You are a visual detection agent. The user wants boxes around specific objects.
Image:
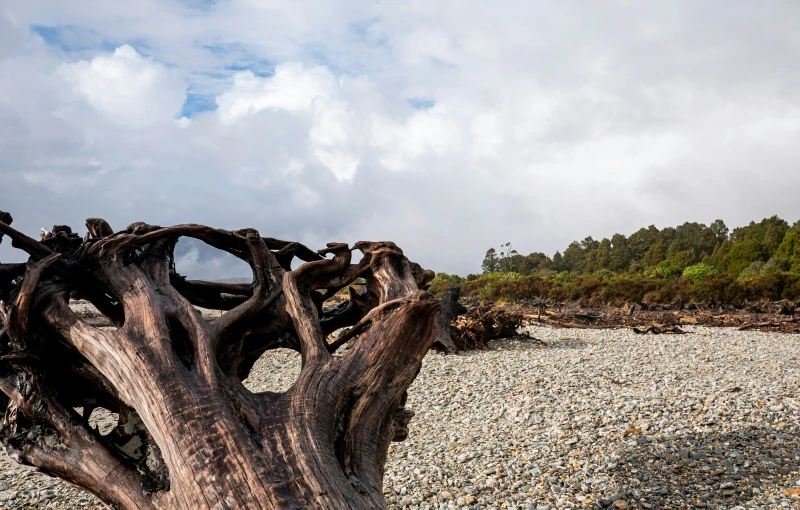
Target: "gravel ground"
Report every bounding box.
[2,326,800,509]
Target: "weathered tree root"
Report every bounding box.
[0,212,439,509]
[453,305,545,350]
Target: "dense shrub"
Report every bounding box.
[740,272,800,301]
[738,261,765,279]
[427,272,464,298]
[652,260,682,279]
[682,263,719,281]
[599,276,661,305]
[692,274,734,302]
[485,275,553,301]
[660,277,694,303]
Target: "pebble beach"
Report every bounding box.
[2,325,800,509]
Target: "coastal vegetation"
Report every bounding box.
[430,216,800,304]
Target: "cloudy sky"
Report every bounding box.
[1,1,799,277]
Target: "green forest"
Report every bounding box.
[431,216,800,305]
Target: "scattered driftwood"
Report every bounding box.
[572,313,603,322]
[632,324,686,335]
[738,318,800,333]
[0,212,440,509]
[511,295,800,335]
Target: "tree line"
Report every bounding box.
[431,216,800,304]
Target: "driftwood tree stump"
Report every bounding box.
[453,305,543,350]
[0,211,439,509]
[433,287,467,354]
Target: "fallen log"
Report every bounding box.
[632,324,686,335]
[739,321,778,331]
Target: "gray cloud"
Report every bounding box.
[2,1,800,277]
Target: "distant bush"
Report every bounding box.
[599,275,661,305]
[682,263,719,281]
[740,272,800,301]
[738,261,765,279]
[762,256,792,273]
[660,277,694,303]
[652,261,682,280]
[692,274,734,302]
[485,275,553,301]
[427,272,464,298]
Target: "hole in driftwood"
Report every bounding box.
[167,317,194,370]
[173,238,251,283]
[69,300,123,329]
[87,407,119,436]
[242,348,301,393]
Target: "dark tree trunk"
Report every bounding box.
[433,287,467,354]
[0,214,438,509]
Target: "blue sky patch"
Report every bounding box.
[407,98,435,110]
[201,42,274,76]
[180,93,218,118]
[181,0,219,10]
[31,25,114,53]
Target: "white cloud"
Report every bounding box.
[215,63,369,180]
[60,45,186,128]
[3,1,800,276]
[216,63,337,124]
[309,100,360,180]
[371,108,462,172]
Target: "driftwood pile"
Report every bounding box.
[511,297,800,334]
[433,288,546,352]
[452,306,546,350]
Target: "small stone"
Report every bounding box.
[612,500,628,510]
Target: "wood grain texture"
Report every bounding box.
[0,214,439,509]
